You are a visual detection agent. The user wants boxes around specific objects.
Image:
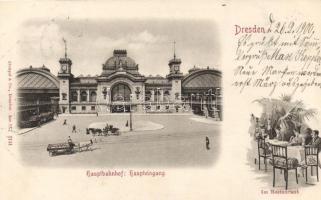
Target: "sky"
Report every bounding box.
[17,18,220,77]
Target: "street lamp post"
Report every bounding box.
[205,89,214,112]
[190,93,194,112]
[215,88,220,119]
[197,93,202,110]
[37,99,41,126]
[156,88,161,111]
[203,92,208,118]
[195,93,200,112]
[130,94,133,131]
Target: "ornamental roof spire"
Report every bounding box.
[173,41,176,59]
[62,38,68,58]
[59,37,72,66]
[168,41,181,66]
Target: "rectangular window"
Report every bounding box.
[215,88,221,96]
[103,87,107,99]
[71,106,76,110]
[62,93,67,100]
[82,106,86,111]
[62,106,67,113]
[91,106,95,111]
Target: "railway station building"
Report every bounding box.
[16,48,222,127]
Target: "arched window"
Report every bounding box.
[90,91,97,102]
[111,83,131,101]
[71,91,78,102]
[81,91,88,102]
[145,90,151,101]
[164,90,170,101]
[154,89,161,102]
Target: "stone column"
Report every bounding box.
[87,89,90,102]
[151,90,155,102]
[160,90,164,102]
[141,85,145,103]
[77,90,80,102]
[106,88,110,104]
[106,88,111,113]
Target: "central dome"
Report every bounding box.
[103,49,137,70]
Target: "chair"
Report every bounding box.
[270,144,299,190]
[304,146,319,182]
[257,137,271,171]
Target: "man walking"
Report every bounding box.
[204,106,209,119]
[72,125,77,133]
[206,136,210,150]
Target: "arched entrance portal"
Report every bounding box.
[111,82,131,113]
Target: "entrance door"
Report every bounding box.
[111,83,131,113]
[111,104,130,113]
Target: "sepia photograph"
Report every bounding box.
[15,19,222,167]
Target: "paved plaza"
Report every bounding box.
[18,114,220,168]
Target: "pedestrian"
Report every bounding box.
[204,106,208,118]
[125,120,128,127]
[72,125,76,133]
[63,119,67,125]
[206,136,210,150]
[86,128,90,135]
[96,112,98,117]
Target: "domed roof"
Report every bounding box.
[103,50,137,70]
[168,57,181,66]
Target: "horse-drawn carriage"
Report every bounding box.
[47,140,93,156]
[87,122,120,136]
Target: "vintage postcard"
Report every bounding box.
[0,0,321,200]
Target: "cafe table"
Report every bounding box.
[266,139,305,163]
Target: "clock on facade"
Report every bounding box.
[174,66,179,71]
[62,65,67,72]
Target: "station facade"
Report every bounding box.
[17,48,222,124]
[58,49,221,116]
